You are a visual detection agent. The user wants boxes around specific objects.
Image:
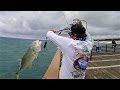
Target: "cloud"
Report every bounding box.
[0,11,120,40]
[64,11,120,39]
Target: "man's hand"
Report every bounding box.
[49,28,57,33]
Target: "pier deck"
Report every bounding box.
[86,52,120,79]
[43,48,120,79]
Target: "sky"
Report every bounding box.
[0,11,120,40]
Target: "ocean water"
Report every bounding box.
[0,37,57,79]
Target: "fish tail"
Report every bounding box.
[15,70,20,79]
[16,72,20,79]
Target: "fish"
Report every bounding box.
[16,40,42,79]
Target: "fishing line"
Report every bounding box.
[63,11,69,25]
[43,11,70,49]
[43,12,88,49]
[70,12,87,30]
[81,20,87,30]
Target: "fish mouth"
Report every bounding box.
[34,40,41,45]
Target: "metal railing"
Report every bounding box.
[92,44,120,53]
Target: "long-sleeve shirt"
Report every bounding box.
[47,31,93,79]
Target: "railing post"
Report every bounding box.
[90,50,92,60]
[113,44,116,52]
[106,44,107,52]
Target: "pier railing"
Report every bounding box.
[42,43,120,79]
[42,48,62,79]
[92,43,120,53]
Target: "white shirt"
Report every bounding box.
[96,41,100,47]
[47,31,93,79]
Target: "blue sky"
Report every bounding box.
[0,11,120,40]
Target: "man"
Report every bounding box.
[96,40,101,52]
[47,20,93,79]
[112,39,116,52]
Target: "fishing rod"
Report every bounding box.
[63,11,69,25]
[81,20,87,30]
[43,12,70,49]
[43,12,88,49]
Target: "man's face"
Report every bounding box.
[70,33,77,40]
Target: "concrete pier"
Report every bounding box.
[43,48,61,79]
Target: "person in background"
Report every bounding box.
[47,19,93,79]
[95,40,101,52]
[112,39,116,52]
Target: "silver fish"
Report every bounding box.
[16,40,42,79]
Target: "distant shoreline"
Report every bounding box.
[0,36,46,41]
[1,36,120,41]
[94,38,120,41]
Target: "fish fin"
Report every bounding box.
[35,54,38,59]
[16,73,19,79]
[15,68,22,79]
[15,72,20,79]
[18,59,22,66]
[16,59,21,65]
[17,59,21,61]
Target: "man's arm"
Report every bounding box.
[47,30,71,50]
[85,31,94,53]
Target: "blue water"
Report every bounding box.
[0,37,57,79]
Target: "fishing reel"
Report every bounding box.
[44,18,87,49]
[56,18,87,35]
